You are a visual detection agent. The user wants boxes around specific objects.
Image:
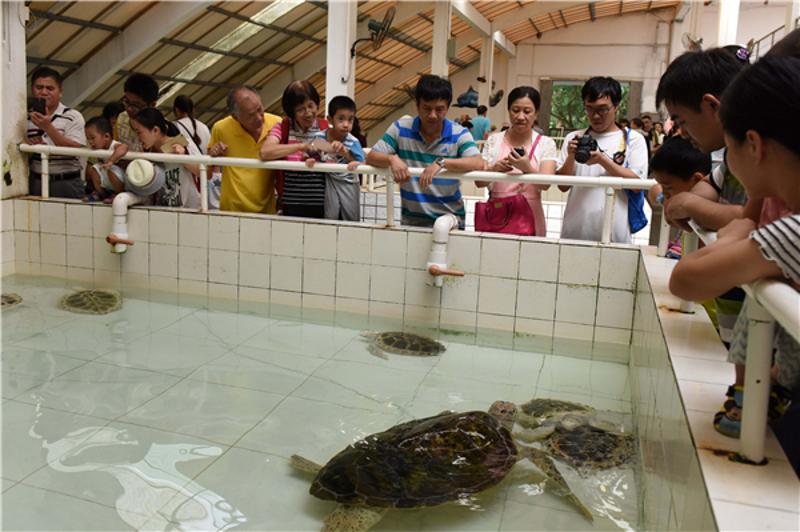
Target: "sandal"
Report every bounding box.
[768,383,792,424]
[714,384,743,438]
[83,191,102,203]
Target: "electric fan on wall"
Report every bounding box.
[341,7,395,83]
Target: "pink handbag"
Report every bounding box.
[474,134,540,236]
[475,194,536,235]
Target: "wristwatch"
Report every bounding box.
[434,157,446,171]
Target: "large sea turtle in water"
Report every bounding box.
[291,406,592,531]
[490,399,636,474]
[60,289,122,315]
[360,331,445,359]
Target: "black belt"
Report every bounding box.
[31,171,81,182]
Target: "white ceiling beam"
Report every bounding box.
[492,28,516,56]
[489,1,585,33]
[451,0,491,36]
[62,1,212,106]
[259,4,429,109]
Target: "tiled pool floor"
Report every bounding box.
[2,276,636,531]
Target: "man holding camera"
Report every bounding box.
[557,77,648,243]
[27,67,86,198]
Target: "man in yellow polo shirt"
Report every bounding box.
[208,86,281,213]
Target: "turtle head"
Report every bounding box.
[488,400,517,432]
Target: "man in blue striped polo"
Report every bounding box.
[367,75,484,228]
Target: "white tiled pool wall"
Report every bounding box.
[3,198,639,361]
[630,255,715,531]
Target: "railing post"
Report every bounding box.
[600,186,615,244]
[199,163,208,213]
[740,298,775,464]
[385,175,395,227]
[656,206,670,257]
[679,232,699,313]
[41,152,50,199]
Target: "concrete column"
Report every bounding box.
[786,0,800,35]
[325,0,358,109]
[431,1,452,78]
[1,1,30,198]
[717,0,741,46]
[477,36,495,108]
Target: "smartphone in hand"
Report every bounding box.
[27,97,46,115]
[513,147,526,157]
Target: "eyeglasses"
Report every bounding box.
[584,105,614,117]
[121,96,146,113]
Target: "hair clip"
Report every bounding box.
[736,47,750,61]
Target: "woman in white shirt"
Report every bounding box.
[476,86,558,236]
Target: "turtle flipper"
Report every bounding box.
[290,454,324,475]
[322,505,387,532]
[367,343,389,360]
[513,425,556,443]
[521,447,594,522]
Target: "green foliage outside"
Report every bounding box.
[548,82,630,136]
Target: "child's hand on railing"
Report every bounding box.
[346,161,360,171]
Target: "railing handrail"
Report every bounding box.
[688,221,800,344]
[18,143,655,191]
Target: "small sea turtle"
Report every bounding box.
[360,331,445,359]
[1,293,22,310]
[291,406,592,531]
[491,400,635,474]
[60,289,122,315]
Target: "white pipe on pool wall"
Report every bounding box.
[106,192,144,254]
[427,214,465,288]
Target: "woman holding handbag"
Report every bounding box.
[475,86,558,236]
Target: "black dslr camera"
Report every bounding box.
[574,134,598,164]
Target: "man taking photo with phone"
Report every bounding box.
[27,67,86,198]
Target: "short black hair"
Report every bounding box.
[641,114,652,121]
[282,80,320,119]
[102,101,125,121]
[720,55,800,157]
[328,95,356,117]
[655,49,746,111]
[123,73,159,104]
[722,44,752,64]
[582,77,622,106]
[31,67,62,88]
[85,116,113,136]
[766,27,800,58]
[477,105,488,115]
[414,74,452,105]
[649,136,711,180]
[506,86,541,111]
[631,118,644,128]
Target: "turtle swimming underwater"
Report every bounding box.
[60,289,122,315]
[490,400,636,474]
[291,406,592,531]
[1,293,23,310]
[360,331,445,359]
[515,398,596,431]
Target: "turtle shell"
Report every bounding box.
[60,289,122,315]
[373,332,445,356]
[520,399,594,420]
[1,293,22,309]
[546,424,635,471]
[309,411,517,508]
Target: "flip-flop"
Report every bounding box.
[714,384,743,438]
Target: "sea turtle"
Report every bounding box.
[360,331,445,359]
[490,400,636,474]
[291,406,592,531]
[515,398,596,431]
[60,289,122,315]
[1,293,22,310]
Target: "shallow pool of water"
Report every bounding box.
[1,275,639,530]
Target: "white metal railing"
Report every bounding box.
[18,143,655,244]
[686,221,800,465]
